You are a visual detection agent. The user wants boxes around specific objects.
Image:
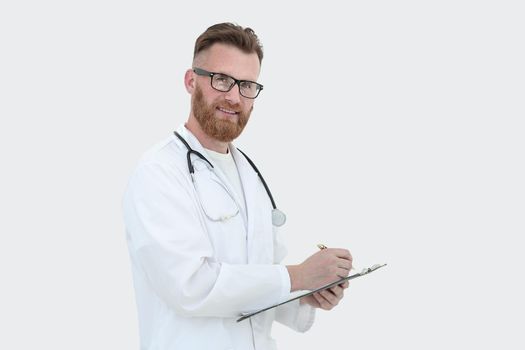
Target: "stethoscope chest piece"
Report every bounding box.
[272,208,286,227]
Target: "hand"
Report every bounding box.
[287,248,353,291]
[300,281,350,310]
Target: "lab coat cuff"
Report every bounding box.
[278,265,292,301]
[274,297,316,332]
[295,301,316,332]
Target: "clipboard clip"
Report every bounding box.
[358,263,387,276]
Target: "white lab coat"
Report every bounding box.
[123,125,315,350]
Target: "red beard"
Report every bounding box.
[192,85,252,142]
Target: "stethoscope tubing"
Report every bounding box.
[173,131,286,226]
[235,148,277,210]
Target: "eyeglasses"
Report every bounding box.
[193,67,263,99]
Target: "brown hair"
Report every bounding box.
[193,23,263,63]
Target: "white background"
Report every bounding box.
[1,0,524,349]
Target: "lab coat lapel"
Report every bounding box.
[230,146,259,263]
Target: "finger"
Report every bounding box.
[319,290,339,306]
[337,267,350,278]
[329,285,344,298]
[327,287,343,298]
[337,258,353,271]
[314,292,333,310]
[313,292,331,310]
[332,281,349,291]
[331,248,352,260]
[301,295,320,308]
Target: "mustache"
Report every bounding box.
[213,100,241,110]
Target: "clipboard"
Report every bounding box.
[237,263,387,322]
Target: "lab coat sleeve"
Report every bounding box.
[123,161,290,318]
[272,226,316,332]
[275,299,316,332]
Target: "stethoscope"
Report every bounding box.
[174,131,287,227]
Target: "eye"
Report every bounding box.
[214,74,230,84]
[241,81,258,93]
[240,81,254,90]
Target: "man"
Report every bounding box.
[123,22,353,350]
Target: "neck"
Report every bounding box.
[186,116,229,154]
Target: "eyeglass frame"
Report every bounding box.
[192,67,264,99]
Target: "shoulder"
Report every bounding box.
[139,134,184,167]
[127,134,189,188]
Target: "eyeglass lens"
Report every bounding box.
[211,74,261,98]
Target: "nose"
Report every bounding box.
[224,83,242,104]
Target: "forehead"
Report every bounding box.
[195,43,261,81]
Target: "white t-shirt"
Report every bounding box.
[205,147,247,215]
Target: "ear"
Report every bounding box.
[184,69,195,93]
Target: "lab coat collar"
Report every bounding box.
[174,124,207,154]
